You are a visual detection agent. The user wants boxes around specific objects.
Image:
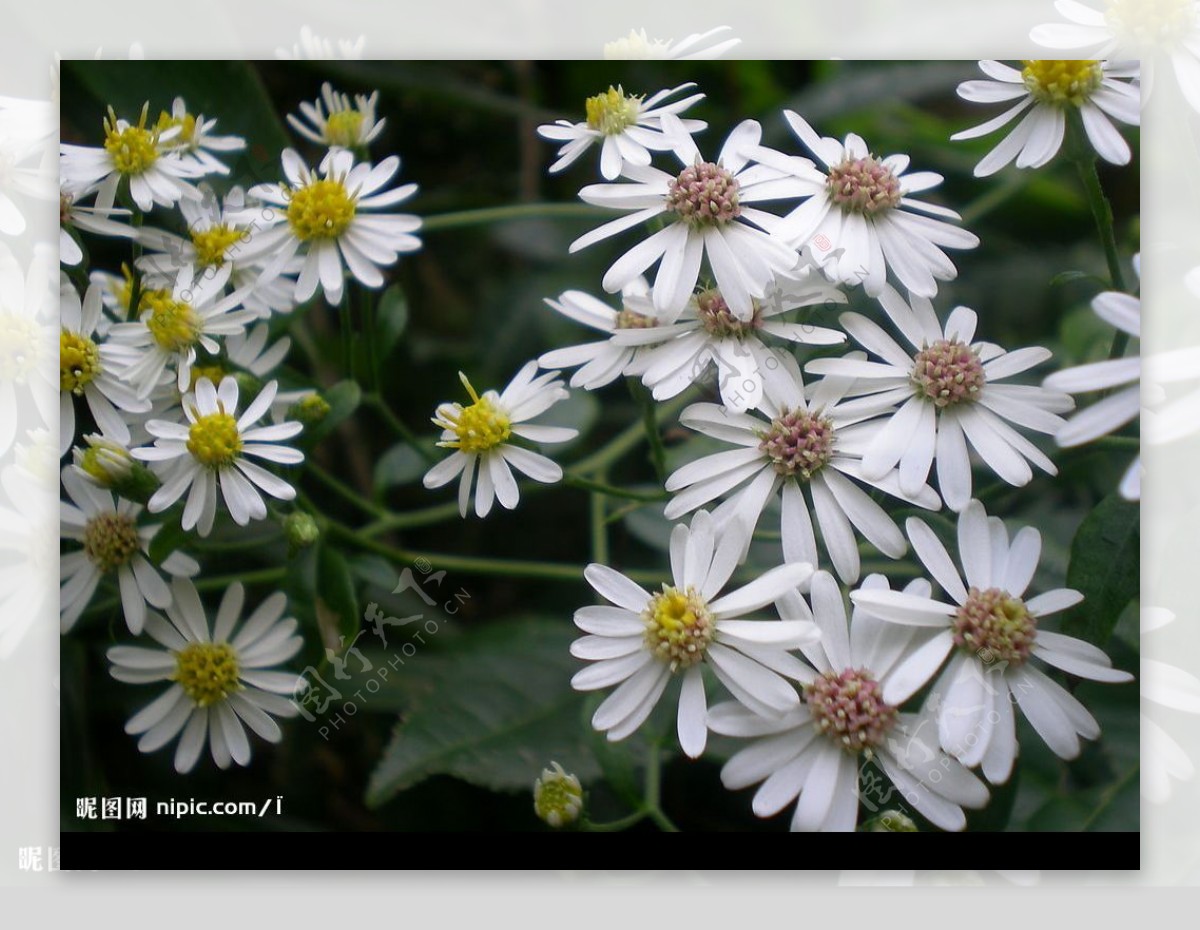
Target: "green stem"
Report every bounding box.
[629,380,668,483]
[582,810,648,832]
[363,394,437,463]
[360,501,467,536]
[571,390,693,476]
[420,202,608,233]
[562,474,668,502]
[305,461,386,519]
[1067,110,1129,360]
[326,522,664,584]
[642,744,680,833]
[590,469,609,566]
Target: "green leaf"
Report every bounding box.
[1027,766,1138,831]
[316,543,360,645]
[373,443,428,494]
[365,617,599,807]
[303,380,361,446]
[1061,494,1139,646]
[376,284,410,358]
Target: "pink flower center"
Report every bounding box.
[759,408,836,480]
[826,155,902,215]
[805,667,897,754]
[911,338,986,407]
[952,586,1038,667]
[666,162,742,226]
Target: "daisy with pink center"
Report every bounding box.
[750,111,979,299]
[850,500,1134,782]
[711,571,989,831]
[570,114,807,322]
[806,286,1073,511]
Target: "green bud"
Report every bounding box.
[283,511,320,555]
[288,393,331,428]
[865,810,918,832]
[71,434,161,504]
[533,762,583,829]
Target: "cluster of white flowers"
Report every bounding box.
[58,85,423,772]
[415,62,1142,831]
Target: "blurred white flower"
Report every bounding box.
[287,82,385,151]
[1032,0,1200,111]
[275,25,365,60]
[603,26,740,60]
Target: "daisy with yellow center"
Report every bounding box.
[154,95,246,176]
[107,579,304,773]
[59,280,149,454]
[423,362,578,518]
[243,147,422,306]
[136,185,299,319]
[953,59,1140,176]
[537,83,706,179]
[288,81,386,151]
[571,510,817,758]
[60,103,207,211]
[107,262,258,398]
[133,375,303,536]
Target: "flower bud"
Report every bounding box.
[865,810,918,832]
[283,511,320,554]
[533,762,583,829]
[72,434,161,503]
[288,393,331,428]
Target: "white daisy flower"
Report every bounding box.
[665,351,941,584]
[133,375,304,536]
[537,277,658,390]
[603,25,740,60]
[59,184,135,267]
[422,362,578,518]
[806,287,1074,512]
[570,115,805,322]
[0,244,57,456]
[537,83,706,180]
[59,279,150,453]
[611,270,846,412]
[59,466,198,634]
[1031,0,1200,111]
[107,262,258,397]
[287,82,386,151]
[275,25,365,60]
[1043,284,1140,500]
[155,96,246,177]
[244,148,422,306]
[59,104,206,212]
[756,111,980,299]
[952,60,1140,176]
[571,510,817,757]
[107,578,304,773]
[850,500,1135,782]
[711,570,990,831]
[136,185,299,318]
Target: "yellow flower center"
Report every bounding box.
[1021,60,1104,106]
[187,411,242,468]
[60,329,102,394]
[0,315,40,383]
[436,373,512,454]
[142,292,201,353]
[643,584,714,671]
[82,512,140,573]
[172,642,243,706]
[585,86,642,135]
[286,177,357,241]
[157,109,198,145]
[190,224,247,268]
[103,106,159,175]
[188,364,227,391]
[325,109,365,148]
